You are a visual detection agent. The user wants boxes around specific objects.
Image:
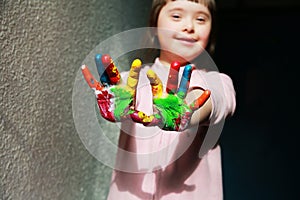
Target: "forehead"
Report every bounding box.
[164,0,211,16]
[167,0,210,7]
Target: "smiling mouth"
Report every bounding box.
[176,38,197,44]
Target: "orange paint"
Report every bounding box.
[81,65,103,91]
[191,90,211,110]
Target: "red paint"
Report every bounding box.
[166,61,181,94]
[178,111,192,131]
[102,54,120,85]
[101,54,112,65]
[97,91,116,122]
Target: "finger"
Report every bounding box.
[95,54,110,86]
[147,69,163,98]
[126,59,142,95]
[130,110,162,126]
[102,54,121,85]
[177,64,195,99]
[166,61,181,94]
[190,90,211,111]
[81,65,103,91]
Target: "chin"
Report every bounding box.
[178,48,205,62]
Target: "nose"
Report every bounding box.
[183,19,194,33]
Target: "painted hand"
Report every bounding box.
[130,61,211,131]
[81,54,142,122]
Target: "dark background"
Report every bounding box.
[213,0,299,199]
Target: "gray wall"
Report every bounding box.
[0,0,150,199]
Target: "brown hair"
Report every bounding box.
[148,0,217,55]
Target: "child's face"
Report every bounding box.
[157,0,212,64]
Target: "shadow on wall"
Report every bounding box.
[0,0,150,200]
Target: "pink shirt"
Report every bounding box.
[107,58,236,200]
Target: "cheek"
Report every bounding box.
[157,18,174,30]
[202,34,210,47]
[156,27,175,49]
[198,26,211,46]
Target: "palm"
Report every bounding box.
[131,61,211,131]
[81,54,141,122]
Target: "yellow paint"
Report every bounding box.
[132,59,142,67]
[127,77,138,92]
[147,69,163,98]
[112,65,117,74]
[127,58,142,92]
[113,66,121,79]
[137,111,154,123]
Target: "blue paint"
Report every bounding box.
[95,54,110,85]
[177,64,193,99]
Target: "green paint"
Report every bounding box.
[177,91,185,99]
[154,94,191,129]
[110,87,133,121]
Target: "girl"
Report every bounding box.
[83,0,236,199]
[107,0,236,199]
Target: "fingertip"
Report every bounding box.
[147,69,161,85]
[95,54,102,61]
[132,59,142,67]
[205,89,211,96]
[102,54,112,64]
[181,64,194,80]
[170,61,181,71]
[184,64,194,72]
[191,64,196,70]
[146,69,155,78]
[81,65,90,74]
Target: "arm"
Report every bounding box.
[188,71,236,126]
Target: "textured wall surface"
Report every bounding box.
[0,0,150,199]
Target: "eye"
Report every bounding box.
[171,13,181,21]
[196,17,205,23]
